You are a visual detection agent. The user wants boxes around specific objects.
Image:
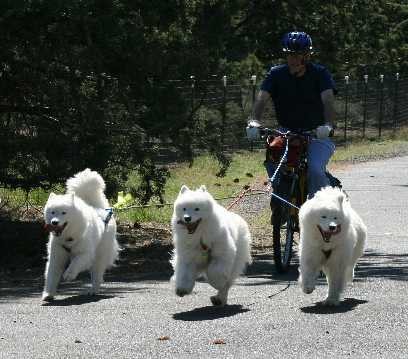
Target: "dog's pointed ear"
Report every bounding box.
[179,185,189,194]
[199,185,207,192]
[48,192,56,200]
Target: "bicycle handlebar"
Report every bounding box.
[260,127,316,139]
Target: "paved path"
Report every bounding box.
[1,156,408,358]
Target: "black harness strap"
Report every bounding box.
[104,208,113,225]
[62,238,74,253]
[322,249,332,259]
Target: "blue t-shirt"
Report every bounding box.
[260,62,336,131]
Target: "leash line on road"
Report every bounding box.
[267,282,291,299]
[246,281,292,307]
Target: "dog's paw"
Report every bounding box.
[303,286,315,294]
[321,297,340,306]
[176,288,190,297]
[83,288,99,296]
[63,268,78,282]
[210,295,226,307]
[42,293,55,302]
[301,283,315,294]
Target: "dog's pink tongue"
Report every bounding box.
[317,224,341,242]
[43,223,66,234]
[43,223,53,233]
[187,223,196,234]
[318,225,332,241]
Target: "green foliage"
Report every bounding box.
[118,129,408,225]
[127,159,170,205]
[118,150,265,224]
[1,0,408,204]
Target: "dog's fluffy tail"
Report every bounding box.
[66,168,109,209]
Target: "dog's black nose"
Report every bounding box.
[183,215,191,223]
[329,224,337,231]
[51,219,59,226]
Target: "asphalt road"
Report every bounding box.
[1,156,408,359]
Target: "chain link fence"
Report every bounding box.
[1,71,407,191]
[335,73,407,140]
[151,72,408,163]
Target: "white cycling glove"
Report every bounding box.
[246,119,262,141]
[316,124,333,139]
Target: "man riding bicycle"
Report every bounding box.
[246,31,337,198]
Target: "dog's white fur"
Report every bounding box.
[298,186,366,306]
[171,185,252,306]
[42,168,119,301]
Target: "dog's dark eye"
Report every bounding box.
[183,208,186,211]
[321,215,327,219]
[333,217,337,220]
[51,211,55,215]
[61,211,66,215]
[194,208,200,211]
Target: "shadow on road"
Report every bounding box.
[247,257,298,276]
[3,248,408,302]
[241,254,299,287]
[0,274,164,302]
[245,249,408,284]
[173,304,250,321]
[355,249,408,281]
[300,298,368,314]
[41,294,115,306]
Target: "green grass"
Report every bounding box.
[0,187,50,211]
[115,151,266,224]
[2,128,408,224]
[119,130,408,225]
[332,138,408,162]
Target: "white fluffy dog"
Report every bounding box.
[171,185,252,306]
[298,186,367,306]
[42,168,119,301]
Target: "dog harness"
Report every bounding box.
[322,249,332,259]
[104,208,114,224]
[61,238,75,253]
[46,209,114,253]
[200,238,211,262]
[97,208,114,226]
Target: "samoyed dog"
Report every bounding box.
[171,185,252,306]
[42,168,119,301]
[298,186,367,306]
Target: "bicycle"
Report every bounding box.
[261,129,307,273]
[262,128,341,273]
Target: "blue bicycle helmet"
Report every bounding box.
[282,31,313,54]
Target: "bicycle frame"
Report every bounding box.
[267,129,309,209]
[287,166,307,215]
[264,128,309,273]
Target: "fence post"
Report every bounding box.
[393,72,400,135]
[190,75,195,114]
[344,75,349,142]
[251,75,257,107]
[249,75,257,152]
[378,74,384,138]
[362,74,368,138]
[222,75,227,147]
